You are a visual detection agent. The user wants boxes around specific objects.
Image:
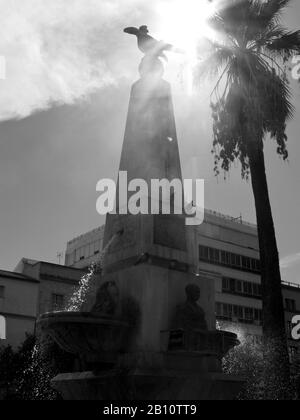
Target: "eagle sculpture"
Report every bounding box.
[124,25,181,60]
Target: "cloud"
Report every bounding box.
[0,0,217,122]
[280,252,300,269]
[0,0,146,121]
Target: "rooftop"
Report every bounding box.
[0,269,39,283]
[67,225,104,246]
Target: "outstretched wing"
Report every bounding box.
[124,27,139,35]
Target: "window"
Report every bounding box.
[222,277,230,292]
[222,277,262,298]
[253,283,262,297]
[231,253,240,267]
[243,282,253,296]
[254,259,261,272]
[210,248,220,263]
[229,278,235,292]
[221,251,229,265]
[236,281,242,293]
[223,304,233,319]
[245,307,254,321]
[199,246,209,261]
[0,286,5,299]
[216,302,222,316]
[254,309,263,324]
[52,294,65,312]
[216,302,262,325]
[242,256,251,270]
[199,246,260,274]
[233,305,243,319]
[285,299,296,313]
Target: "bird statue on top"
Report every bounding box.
[124,25,182,61]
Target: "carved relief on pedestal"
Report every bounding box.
[92,281,140,327]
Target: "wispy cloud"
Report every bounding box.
[280,252,300,269]
[0,0,219,122]
[0,0,146,121]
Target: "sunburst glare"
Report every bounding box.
[157,0,219,93]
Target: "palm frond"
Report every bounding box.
[195,41,233,81]
[196,0,296,174]
[258,0,292,26]
[265,30,300,56]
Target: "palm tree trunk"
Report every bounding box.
[247,139,291,399]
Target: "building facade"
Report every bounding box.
[15,259,87,314]
[2,210,299,354]
[0,260,86,349]
[0,270,39,348]
[64,226,104,270]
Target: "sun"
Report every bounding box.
[157,0,218,53]
[156,0,218,94]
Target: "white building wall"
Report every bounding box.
[65,226,105,269]
[0,275,39,349]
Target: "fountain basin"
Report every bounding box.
[38,312,130,361]
[162,329,240,358]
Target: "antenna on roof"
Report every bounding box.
[57,252,64,265]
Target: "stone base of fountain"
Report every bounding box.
[51,369,244,401]
[39,313,244,400]
[38,277,245,401]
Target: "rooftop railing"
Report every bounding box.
[282,281,300,290]
[205,209,257,229]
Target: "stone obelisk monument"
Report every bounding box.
[101,30,215,360]
[46,27,243,400]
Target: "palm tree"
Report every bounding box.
[196,0,300,398]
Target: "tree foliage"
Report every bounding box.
[0,335,75,400]
[196,0,300,178]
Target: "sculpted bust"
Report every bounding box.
[92,281,119,317]
[92,281,140,326]
[174,284,208,331]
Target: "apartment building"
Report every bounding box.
[0,260,86,349]
[0,270,39,348]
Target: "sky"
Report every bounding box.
[0,0,300,285]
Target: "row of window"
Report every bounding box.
[216,302,263,325]
[66,239,103,265]
[51,294,65,312]
[222,277,262,298]
[199,246,261,274]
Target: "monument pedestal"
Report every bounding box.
[39,55,245,401]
